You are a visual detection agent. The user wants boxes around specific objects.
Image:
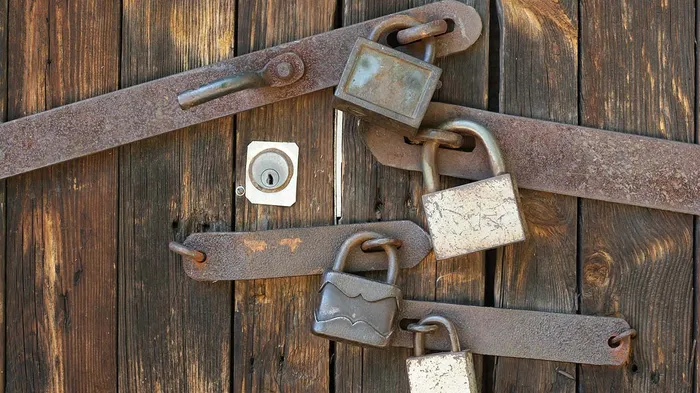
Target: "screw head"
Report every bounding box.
[235,186,246,196]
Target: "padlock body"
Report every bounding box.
[313,270,402,348]
[422,173,527,260]
[333,37,442,137]
[406,351,479,393]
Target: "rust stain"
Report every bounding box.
[243,239,268,253]
[279,237,303,252]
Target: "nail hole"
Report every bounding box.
[171,220,179,229]
[630,363,639,373]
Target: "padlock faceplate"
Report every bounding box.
[422,173,527,260]
[334,38,441,137]
[313,271,402,348]
[406,352,478,393]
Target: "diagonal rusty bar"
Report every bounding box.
[363,103,700,215]
[0,1,481,180]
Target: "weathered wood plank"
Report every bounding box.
[118,1,235,391]
[4,1,120,392]
[493,1,578,391]
[337,1,489,391]
[0,0,6,390]
[580,1,694,391]
[231,1,336,392]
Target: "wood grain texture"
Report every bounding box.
[337,1,489,391]
[580,1,695,392]
[4,1,120,392]
[0,0,6,391]
[493,0,578,391]
[118,1,235,391]
[232,1,335,392]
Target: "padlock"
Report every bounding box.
[333,15,442,137]
[312,232,402,348]
[406,315,479,393]
[419,120,527,260]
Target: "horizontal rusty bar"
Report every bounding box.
[178,221,432,281]
[0,1,482,180]
[395,300,632,366]
[363,103,700,215]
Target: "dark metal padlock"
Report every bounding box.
[312,232,402,348]
[334,15,442,137]
[420,120,527,260]
[406,316,479,393]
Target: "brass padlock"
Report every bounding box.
[419,120,527,260]
[312,232,402,348]
[334,15,442,137]
[406,315,479,393]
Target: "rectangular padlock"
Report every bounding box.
[406,316,479,393]
[312,232,403,348]
[334,16,442,137]
[420,120,527,260]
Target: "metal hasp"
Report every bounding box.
[394,300,633,366]
[178,52,305,109]
[312,232,403,348]
[363,102,700,215]
[333,15,443,137]
[0,1,482,180]
[171,221,431,281]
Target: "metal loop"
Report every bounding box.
[436,119,507,176]
[169,242,207,263]
[361,237,403,252]
[609,329,637,346]
[368,15,437,63]
[409,315,461,357]
[332,232,400,285]
[411,128,464,194]
[397,19,448,46]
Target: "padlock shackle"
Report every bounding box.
[436,119,507,176]
[410,315,461,356]
[367,15,437,63]
[332,231,399,285]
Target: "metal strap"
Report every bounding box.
[175,221,432,281]
[0,1,481,180]
[363,103,700,215]
[395,300,632,366]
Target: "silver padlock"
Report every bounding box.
[334,15,442,137]
[406,315,479,393]
[418,120,527,260]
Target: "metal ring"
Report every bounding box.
[397,20,448,45]
[609,329,637,346]
[169,242,207,263]
[406,323,439,334]
[410,128,464,149]
[361,238,403,252]
[368,15,437,63]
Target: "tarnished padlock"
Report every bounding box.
[312,232,402,348]
[419,120,527,260]
[406,315,479,393]
[334,15,443,137]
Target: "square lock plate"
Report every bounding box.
[422,174,527,260]
[334,38,442,136]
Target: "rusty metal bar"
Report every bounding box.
[174,221,432,281]
[0,1,482,180]
[363,103,700,215]
[395,300,632,366]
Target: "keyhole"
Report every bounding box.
[267,173,274,185]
